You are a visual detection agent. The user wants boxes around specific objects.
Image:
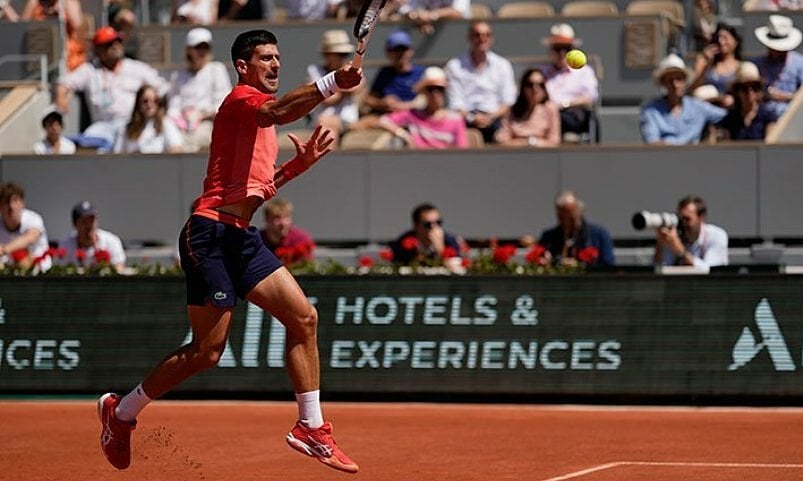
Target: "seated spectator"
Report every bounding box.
[689,23,743,108]
[33,111,77,155]
[655,195,728,269]
[495,68,561,147]
[306,30,361,144]
[378,66,468,149]
[21,0,86,71]
[537,190,615,268]
[285,0,340,20]
[640,53,727,145]
[390,202,465,271]
[355,30,426,129]
[172,0,219,24]
[445,21,517,144]
[55,26,169,152]
[751,15,803,118]
[260,198,315,264]
[540,23,599,142]
[394,0,470,35]
[167,28,231,152]
[691,0,718,52]
[58,201,126,272]
[115,85,184,153]
[217,0,263,20]
[0,183,51,271]
[107,1,139,59]
[720,61,778,141]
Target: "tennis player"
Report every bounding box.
[97,29,362,474]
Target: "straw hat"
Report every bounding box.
[652,53,690,84]
[414,66,448,92]
[541,23,582,47]
[319,29,355,54]
[731,61,763,86]
[754,15,802,52]
[692,84,719,101]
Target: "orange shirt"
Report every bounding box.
[194,84,278,219]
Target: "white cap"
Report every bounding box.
[186,28,213,47]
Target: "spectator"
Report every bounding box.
[106,1,139,59]
[0,183,51,271]
[691,0,718,52]
[285,0,340,20]
[0,0,20,21]
[172,0,219,24]
[689,23,743,108]
[640,53,727,144]
[537,190,615,268]
[21,0,87,71]
[655,195,728,269]
[58,201,126,271]
[395,0,470,35]
[355,30,425,128]
[390,202,465,271]
[378,66,468,148]
[55,26,169,151]
[494,68,561,147]
[445,21,517,144]
[720,61,778,140]
[540,23,599,142]
[115,84,184,153]
[752,15,803,118]
[260,198,315,264]
[33,111,76,155]
[167,28,231,152]
[306,30,361,143]
[217,0,263,20]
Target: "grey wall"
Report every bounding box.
[2,143,801,246]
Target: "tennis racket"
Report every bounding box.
[352,0,388,69]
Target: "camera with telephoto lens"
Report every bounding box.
[631,211,679,230]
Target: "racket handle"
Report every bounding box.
[352,52,364,69]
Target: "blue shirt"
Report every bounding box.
[640,95,727,144]
[370,64,426,102]
[751,51,803,117]
[721,103,779,140]
[538,220,616,267]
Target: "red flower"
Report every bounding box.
[94,249,112,264]
[10,249,28,263]
[577,246,599,264]
[492,244,517,264]
[401,236,419,251]
[56,247,67,259]
[75,248,86,264]
[442,246,458,258]
[379,248,394,262]
[525,244,547,264]
[358,255,374,268]
[461,257,472,268]
[275,246,294,265]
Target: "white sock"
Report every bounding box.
[115,383,152,422]
[296,390,324,429]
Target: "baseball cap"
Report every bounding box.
[386,30,412,50]
[72,201,97,223]
[186,27,213,47]
[93,26,122,47]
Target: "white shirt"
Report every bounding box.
[0,208,51,269]
[167,61,232,128]
[175,0,215,24]
[59,58,169,124]
[58,228,126,267]
[114,117,184,154]
[33,136,77,155]
[445,51,517,114]
[286,0,341,19]
[398,0,471,17]
[306,64,359,124]
[662,223,729,269]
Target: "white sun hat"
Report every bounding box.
[754,15,802,52]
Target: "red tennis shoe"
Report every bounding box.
[97,393,136,470]
[286,420,359,473]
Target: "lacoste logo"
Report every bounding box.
[729,298,795,371]
[213,291,228,301]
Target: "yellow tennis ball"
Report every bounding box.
[566,49,587,69]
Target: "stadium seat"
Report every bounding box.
[496,1,555,18]
[470,3,494,19]
[339,128,393,150]
[561,0,619,16]
[625,0,686,50]
[466,128,485,148]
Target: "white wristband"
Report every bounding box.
[315,71,338,99]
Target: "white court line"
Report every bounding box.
[539,461,803,481]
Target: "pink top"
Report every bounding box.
[495,102,561,146]
[194,84,278,215]
[385,110,469,149]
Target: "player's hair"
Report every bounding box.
[231,29,278,64]
[0,183,25,204]
[678,195,707,217]
[125,85,166,141]
[555,190,584,210]
[412,202,438,225]
[265,197,293,217]
[42,111,63,128]
[511,68,549,120]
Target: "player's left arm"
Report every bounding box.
[274,125,336,189]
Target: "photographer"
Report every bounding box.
[654,195,728,269]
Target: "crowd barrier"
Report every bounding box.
[2,275,802,402]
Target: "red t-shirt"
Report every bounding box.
[193,84,278,217]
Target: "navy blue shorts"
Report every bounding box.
[178,215,283,308]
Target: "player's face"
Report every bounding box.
[75,215,98,239]
[242,43,281,94]
[678,203,701,237]
[0,195,23,228]
[556,201,582,232]
[267,212,292,237]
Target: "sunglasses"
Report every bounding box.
[524,80,545,88]
[421,219,443,229]
[552,44,572,52]
[737,83,762,92]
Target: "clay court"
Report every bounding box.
[2,400,803,481]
